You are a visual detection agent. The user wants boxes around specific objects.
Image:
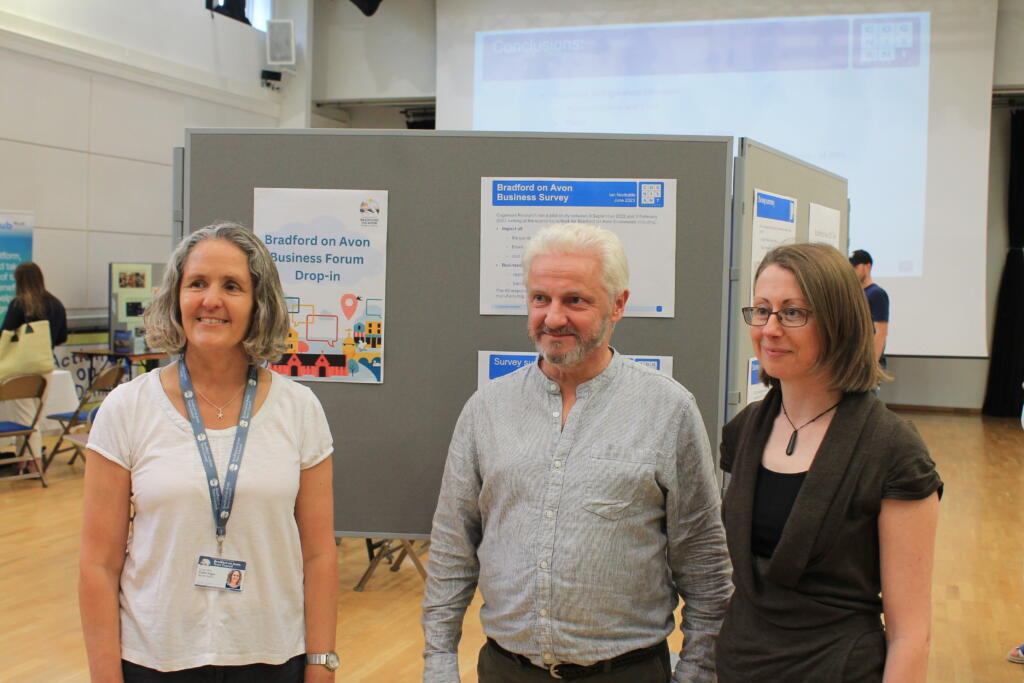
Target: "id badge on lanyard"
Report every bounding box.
[179,360,258,592]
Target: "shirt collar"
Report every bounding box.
[529,347,622,397]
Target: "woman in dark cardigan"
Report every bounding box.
[2,261,68,347]
[1,261,67,468]
[716,243,941,682]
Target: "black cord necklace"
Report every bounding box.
[781,400,841,455]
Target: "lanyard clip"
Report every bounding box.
[217,534,225,555]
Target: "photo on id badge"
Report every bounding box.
[195,556,246,591]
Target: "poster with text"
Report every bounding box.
[750,189,797,298]
[480,178,676,317]
[477,350,674,390]
[254,188,387,383]
[0,211,33,327]
[809,202,842,250]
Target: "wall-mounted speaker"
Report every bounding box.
[350,0,383,16]
[266,19,296,67]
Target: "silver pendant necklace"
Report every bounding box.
[192,383,246,420]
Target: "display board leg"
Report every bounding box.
[353,539,397,591]
[390,539,430,578]
[352,538,429,591]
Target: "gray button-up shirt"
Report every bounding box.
[422,352,732,682]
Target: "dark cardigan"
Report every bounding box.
[2,294,68,348]
[715,388,942,682]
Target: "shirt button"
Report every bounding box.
[540,560,549,569]
[544,510,554,519]
[543,652,554,662]
[548,383,557,392]
[539,608,548,617]
[553,460,562,468]
[552,410,559,417]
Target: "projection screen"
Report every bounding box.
[437,0,997,358]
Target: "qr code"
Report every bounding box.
[860,21,913,63]
[640,182,664,207]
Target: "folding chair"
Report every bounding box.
[43,364,123,471]
[0,374,48,488]
[60,405,102,467]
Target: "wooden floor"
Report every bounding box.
[1,412,1022,682]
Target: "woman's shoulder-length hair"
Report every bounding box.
[13,262,48,318]
[144,222,289,364]
[755,242,889,393]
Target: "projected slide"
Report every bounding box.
[474,13,929,278]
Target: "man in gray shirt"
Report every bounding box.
[422,223,732,682]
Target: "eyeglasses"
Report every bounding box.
[741,305,812,327]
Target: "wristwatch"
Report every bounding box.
[306,651,340,672]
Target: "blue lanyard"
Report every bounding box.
[178,360,258,551]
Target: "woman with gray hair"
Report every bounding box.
[79,223,339,681]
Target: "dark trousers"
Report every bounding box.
[122,655,304,682]
[477,639,671,683]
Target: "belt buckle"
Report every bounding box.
[548,663,564,679]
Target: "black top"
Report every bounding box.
[751,464,806,558]
[2,294,68,347]
[864,283,889,368]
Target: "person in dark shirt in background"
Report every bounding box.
[849,250,888,369]
[1,262,67,469]
[3,261,68,348]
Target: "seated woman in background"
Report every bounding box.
[78,223,339,682]
[716,243,942,682]
[2,261,68,348]
[1,261,67,467]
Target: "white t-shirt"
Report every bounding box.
[88,367,333,671]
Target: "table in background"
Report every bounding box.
[72,348,168,383]
[39,370,78,435]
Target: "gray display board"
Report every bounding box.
[726,138,849,421]
[185,129,733,538]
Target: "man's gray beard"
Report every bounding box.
[531,314,611,366]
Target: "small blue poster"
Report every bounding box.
[0,211,34,327]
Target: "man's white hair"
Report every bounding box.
[522,223,629,300]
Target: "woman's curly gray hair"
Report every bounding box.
[145,222,289,364]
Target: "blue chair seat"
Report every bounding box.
[0,420,32,433]
[46,410,91,422]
